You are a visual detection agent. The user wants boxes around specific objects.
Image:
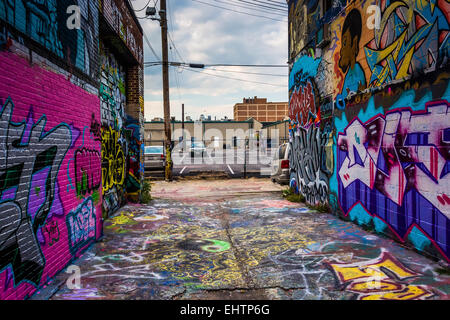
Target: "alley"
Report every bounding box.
[31,178,449,300]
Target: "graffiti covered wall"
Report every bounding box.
[0,0,99,78]
[98,0,145,215]
[288,0,450,263]
[100,41,143,215]
[0,51,102,300]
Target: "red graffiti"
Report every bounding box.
[44,220,60,246]
[289,81,316,126]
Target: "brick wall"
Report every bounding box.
[0,50,102,300]
[0,0,99,80]
[99,41,144,214]
[287,0,450,263]
[0,0,144,300]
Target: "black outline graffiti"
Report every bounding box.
[0,97,71,286]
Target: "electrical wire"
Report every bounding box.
[144,61,288,68]
[178,65,287,87]
[191,0,287,22]
[143,33,161,61]
[211,0,287,17]
[225,0,288,12]
[131,0,152,12]
[204,67,287,77]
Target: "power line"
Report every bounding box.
[178,65,287,87]
[211,0,287,17]
[205,63,287,67]
[143,32,161,61]
[255,0,288,7]
[130,0,152,11]
[205,67,287,77]
[191,0,287,22]
[228,0,288,12]
[144,61,288,68]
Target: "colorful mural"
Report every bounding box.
[0,0,99,78]
[288,0,450,262]
[0,51,102,300]
[100,41,143,214]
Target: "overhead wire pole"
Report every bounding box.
[160,0,173,181]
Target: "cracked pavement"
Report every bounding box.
[32,178,450,300]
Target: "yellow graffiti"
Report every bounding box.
[349,279,402,293]
[139,96,144,114]
[328,251,434,300]
[330,253,418,282]
[101,127,125,194]
[109,213,137,226]
[364,0,440,86]
[106,223,317,289]
[360,284,434,300]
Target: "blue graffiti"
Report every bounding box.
[66,196,96,256]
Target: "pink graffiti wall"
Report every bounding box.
[0,51,102,300]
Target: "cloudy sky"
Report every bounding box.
[129,0,289,121]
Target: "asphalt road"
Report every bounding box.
[146,148,276,179]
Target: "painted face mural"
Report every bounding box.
[338,9,366,100]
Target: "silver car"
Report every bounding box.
[144,146,166,170]
[271,143,290,184]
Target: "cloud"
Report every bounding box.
[131,0,288,121]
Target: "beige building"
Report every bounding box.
[145,118,263,148]
[262,119,290,144]
[234,97,289,122]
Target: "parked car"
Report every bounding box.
[270,143,290,184]
[144,146,165,170]
[189,141,206,158]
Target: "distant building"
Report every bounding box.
[145,118,263,148]
[234,97,288,122]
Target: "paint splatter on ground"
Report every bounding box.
[35,179,450,300]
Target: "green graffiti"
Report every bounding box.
[92,190,100,205]
[201,239,231,253]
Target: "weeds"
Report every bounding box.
[282,188,306,203]
[283,187,331,213]
[141,180,152,204]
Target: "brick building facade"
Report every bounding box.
[233,97,288,122]
[0,0,144,300]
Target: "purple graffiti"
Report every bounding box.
[337,100,450,260]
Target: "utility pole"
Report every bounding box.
[182,103,185,152]
[160,0,172,181]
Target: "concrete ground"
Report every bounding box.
[34,179,450,300]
